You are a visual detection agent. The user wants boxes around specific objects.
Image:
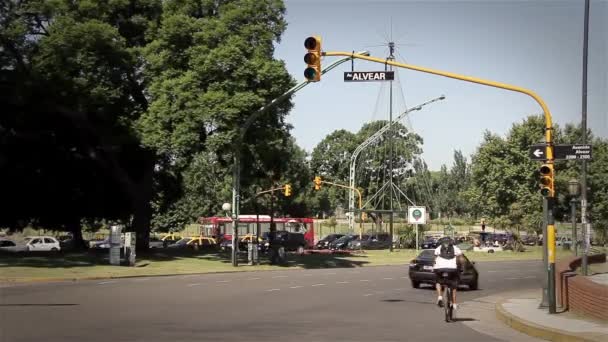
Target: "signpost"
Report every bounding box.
[408,206,427,251]
[529,144,593,161]
[344,71,394,82]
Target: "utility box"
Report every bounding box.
[109,225,122,266]
[124,232,136,266]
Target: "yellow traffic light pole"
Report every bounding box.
[322,50,557,312]
[316,179,364,241]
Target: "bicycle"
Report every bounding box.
[436,269,458,322]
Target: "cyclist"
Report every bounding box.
[434,237,463,309]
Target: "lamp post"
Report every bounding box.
[568,179,580,256]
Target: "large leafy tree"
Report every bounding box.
[138,0,296,229]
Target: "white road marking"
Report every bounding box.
[326,272,337,275]
[187,283,202,287]
[363,293,374,297]
[216,280,230,283]
[336,281,350,284]
[272,275,288,278]
[488,270,499,273]
[523,276,536,279]
[98,281,116,285]
[266,288,280,292]
[506,277,523,280]
[303,274,313,277]
[400,276,409,279]
[359,279,370,282]
[311,283,326,287]
[132,278,149,282]
[383,277,394,280]
[247,277,261,280]
[290,286,303,289]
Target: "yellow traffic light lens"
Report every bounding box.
[304,68,317,80]
[304,37,318,50]
[540,177,552,186]
[304,52,318,64]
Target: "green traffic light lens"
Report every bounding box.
[304,37,318,50]
[304,67,317,80]
[540,188,550,196]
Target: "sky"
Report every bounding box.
[274,0,608,170]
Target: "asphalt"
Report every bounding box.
[0,260,545,342]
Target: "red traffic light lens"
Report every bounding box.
[304,52,318,64]
[304,67,317,80]
[304,37,318,50]
[539,165,551,175]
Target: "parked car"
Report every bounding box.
[420,238,437,249]
[329,235,357,250]
[168,236,217,251]
[315,234,345,249]
[23,236,61,252]
[408,249,478,290]
[265,231,307,254]
[0,239,27,253]
[220,235,266,253]
[349,234,392,250]
[149,237,165,249]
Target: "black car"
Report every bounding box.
[265,231,307,254]
[408,249,479,290]
[420,239,437,249]
[329,235,357,250]
[315,234,345,249]
[348,234,392,250]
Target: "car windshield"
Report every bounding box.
[176,238,191,245]
[417,250,436,260]
[334,235,352,243]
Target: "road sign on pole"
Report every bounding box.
[529,144,593,161]
[344,71,394,82]
[408,206,427,224]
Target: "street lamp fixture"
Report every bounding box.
[568,179,581,197]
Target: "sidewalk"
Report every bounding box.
[495,289,608,342]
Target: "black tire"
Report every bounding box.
[469,277,478,290]
[296,245,305,255]
[51,247,58,252]
[411,280,420,289]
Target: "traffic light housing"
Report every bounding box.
[284,184,292,197]
[314,176,322,190]
[539,164,555,197]
[304,36,321,82]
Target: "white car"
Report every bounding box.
[24,236,61,252]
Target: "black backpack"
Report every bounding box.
[439,243,455,259]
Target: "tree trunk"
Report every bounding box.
[134,160,155,254]
[68,221,88,251]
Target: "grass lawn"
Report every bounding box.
[1,246,586,283]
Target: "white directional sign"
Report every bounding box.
[408,206,427,225]
[344,71,394,82]
[529,144,593,161]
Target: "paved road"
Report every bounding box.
[1,260,545,342]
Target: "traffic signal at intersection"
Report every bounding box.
[304,36,321,82]
[313,176,322,190]
[539,164,554,197]
[284,184,292,197]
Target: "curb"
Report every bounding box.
[495,299,607,342]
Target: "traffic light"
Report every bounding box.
[314,176,322,190]
[284,184,292,197]
[304,36,321,82]
[539,164,554,197]
[361,212,367,221]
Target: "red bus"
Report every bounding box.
[198,215,315,248]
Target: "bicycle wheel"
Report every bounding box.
[444,286,451,322]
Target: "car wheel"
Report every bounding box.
[411,280,420,289]
[51,247,58,252]
[488,249,494,253]
[296,245,305,255]
[469,277,479,290]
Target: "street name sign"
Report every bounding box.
[529,144,593,161]
[344,71,394,82]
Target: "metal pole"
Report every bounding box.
[571,198,578,256]
[388,43,394,252]
[581,0,590,276]
[540,197,549,308]
[231,152,240,267]
[548,198,557,314]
